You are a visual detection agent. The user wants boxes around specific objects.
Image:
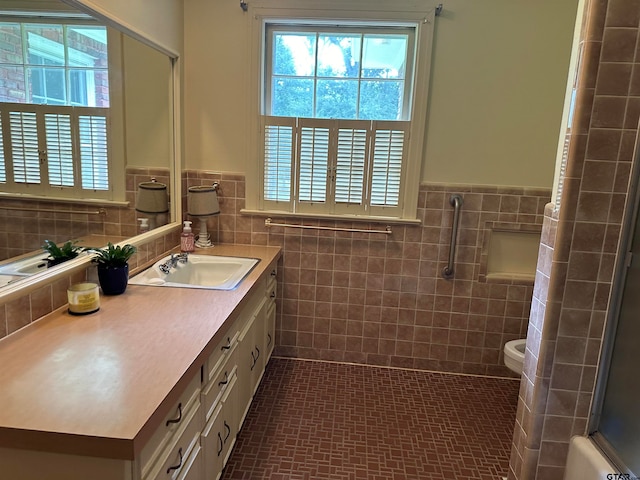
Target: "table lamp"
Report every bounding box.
[188,183,220,248]
[135,178,169,230]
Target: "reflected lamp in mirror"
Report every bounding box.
[136,178,169,230]
[188,184,220,248]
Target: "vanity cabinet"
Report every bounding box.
[0,246,280,480]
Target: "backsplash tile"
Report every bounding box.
[0,227,179,341]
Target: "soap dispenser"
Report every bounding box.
[181,221,195,252]
[138,218,149,234]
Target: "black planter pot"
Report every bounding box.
[97,264,129,295]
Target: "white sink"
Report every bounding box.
[0,254,49,276]
[129,254,260,290]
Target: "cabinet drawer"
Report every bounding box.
[267,268,278,301]
[140,372,201,475]
[202,364,237,420]
[204,328,239,386]
[174,444,203,480]
[145,401,202,480]
[201,374,238,480]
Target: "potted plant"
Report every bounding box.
[42,240,82,267]
[85,242,137,295]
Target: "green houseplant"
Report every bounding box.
[85,243,137,295]
[42,240,82,267]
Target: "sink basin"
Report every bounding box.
[0,254,49,276]
[129,254,260,290]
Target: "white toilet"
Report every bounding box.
[503,339,526,375]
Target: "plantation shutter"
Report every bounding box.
[9,111,40,184]
[369,121,409,214]
[262,116,295,209]
[334,121,368,213]
[260,117,409,216]
[78,115,109,190]
[0,104,110,197]
[297,118,331,209]
[44,113,74,187]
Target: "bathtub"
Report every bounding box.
[564,436,618,480]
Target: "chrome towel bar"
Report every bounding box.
[265,218,392,235]
[2,206,107,216]
[442,194,463,279]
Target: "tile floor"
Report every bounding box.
[223,357,519,480]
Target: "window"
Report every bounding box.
[245,1,435,221]
[0,21,111,198]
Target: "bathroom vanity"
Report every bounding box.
[0,245,280,480]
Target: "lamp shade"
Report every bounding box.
[136,180,169,214]
[188,185,220,216]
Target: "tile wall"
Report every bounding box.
[0,167,170,261]
[185,170,551,377]
[509,0,640,478]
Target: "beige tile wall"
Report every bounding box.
[509,0,640,478]
[185,170,550,377]
[0,167,170,261]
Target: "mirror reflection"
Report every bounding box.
[0,1,175,285]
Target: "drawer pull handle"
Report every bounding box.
[270,291,276,298]
[218,371,229,387]
[166,403,182,426]
[250,351,256,371]
[166,447,183,474]
[221,337,231,351]
[267,333,272,347]
[224,420,231,443]
[270,270,276,277]
[255,346,260,360]
[217,432,223,456]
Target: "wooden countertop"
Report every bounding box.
[0,245,281,460]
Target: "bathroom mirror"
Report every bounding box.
[0,0,178,288]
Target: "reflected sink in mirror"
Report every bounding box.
[0,253,50,277]
[129,255,260,291]
[0,274,24,287]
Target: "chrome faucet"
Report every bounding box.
[159,252,189,274]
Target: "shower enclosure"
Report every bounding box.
[590,133,640,476]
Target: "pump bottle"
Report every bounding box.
[181,221,195,252]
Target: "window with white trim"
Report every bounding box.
[0,21,111,198]
[246,2,435,221]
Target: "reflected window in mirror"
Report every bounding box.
[0,19,116,200]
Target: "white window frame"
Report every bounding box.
[243,0,437,223]
[26,32,99,106]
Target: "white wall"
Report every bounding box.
[67,0,183,55]
[184,0,578,189]
[123,35,173,169]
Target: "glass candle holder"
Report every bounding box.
[67,283,100,315]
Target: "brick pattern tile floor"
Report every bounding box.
[222,357,519,480]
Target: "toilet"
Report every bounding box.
[503,339,526,375]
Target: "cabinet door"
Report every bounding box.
[201,403,224,480]
[201,374,238,480]
[250,300,267,393]
[265,300,276,361]
[220,374,238,468]
[236,313,256,431]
